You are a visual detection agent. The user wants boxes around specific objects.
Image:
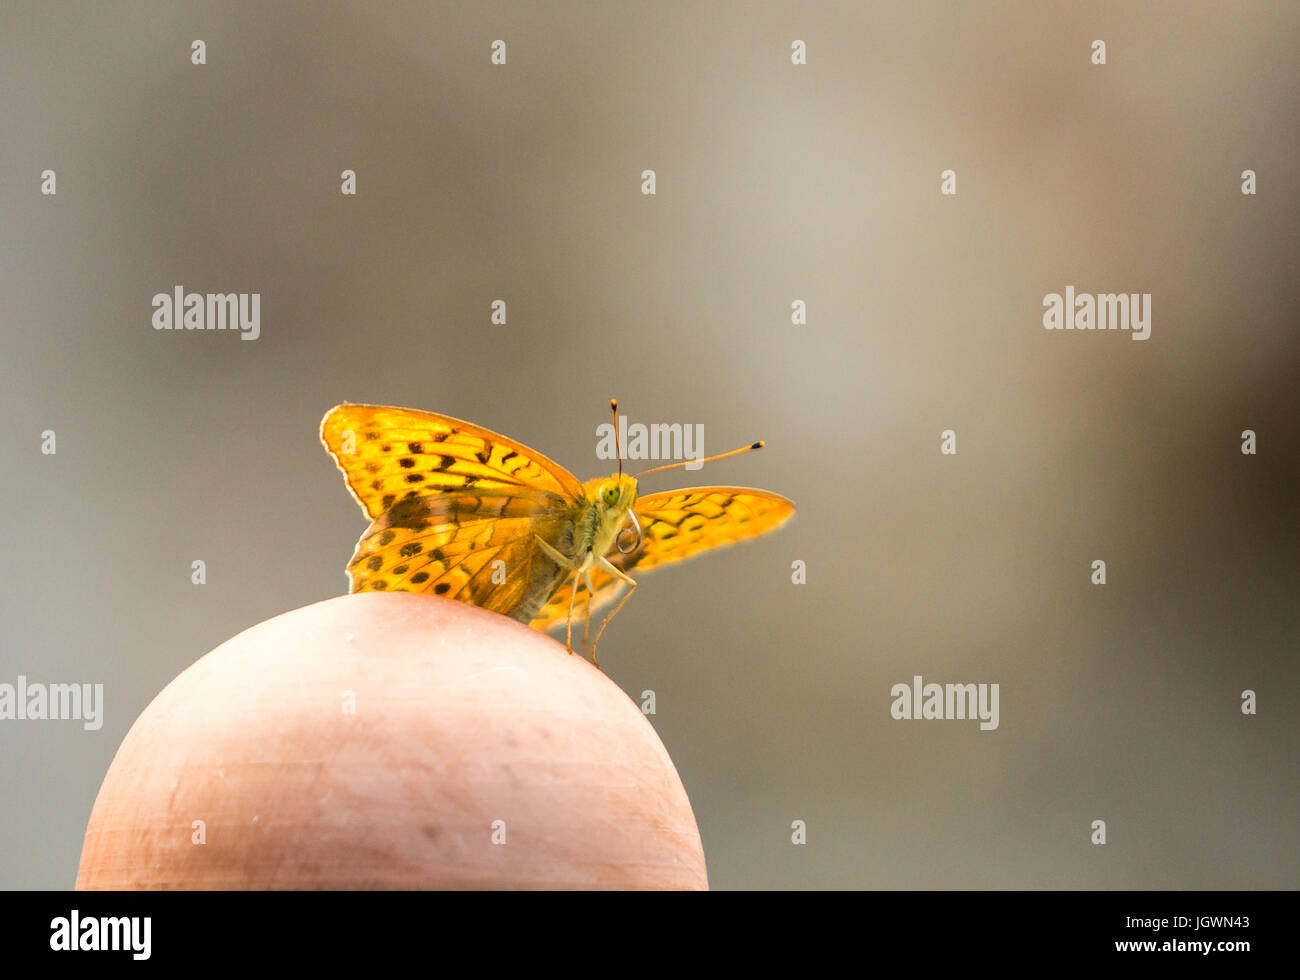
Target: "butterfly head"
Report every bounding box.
[590,473,641,555]
[597,473,638,511]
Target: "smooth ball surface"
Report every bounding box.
[76,592,707,889]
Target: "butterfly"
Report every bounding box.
[320,401,795,666]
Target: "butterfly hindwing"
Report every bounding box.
[529,487,795,631]
[346,507,573,617]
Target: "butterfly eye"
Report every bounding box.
[602,484,619,506]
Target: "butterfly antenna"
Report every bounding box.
[610,398,623,479]
[635,441,765,477]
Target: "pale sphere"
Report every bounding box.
[76,592,707,889]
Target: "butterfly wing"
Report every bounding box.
[343,504,577,617]
[320,404,586,618]
[320,404,584,519]
[529,487,795,631]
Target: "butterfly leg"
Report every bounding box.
[589,555,638,669]
[563,569,582,655]
[535,535,582,655]
[581,568,597,661]
[534,535,576,570]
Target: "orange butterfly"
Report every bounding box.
[320,401,794,666]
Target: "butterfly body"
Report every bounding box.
[320,404,793,663]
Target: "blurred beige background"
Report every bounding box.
[2,1,1297,888]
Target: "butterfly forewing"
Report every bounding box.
[320,404,584,519]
